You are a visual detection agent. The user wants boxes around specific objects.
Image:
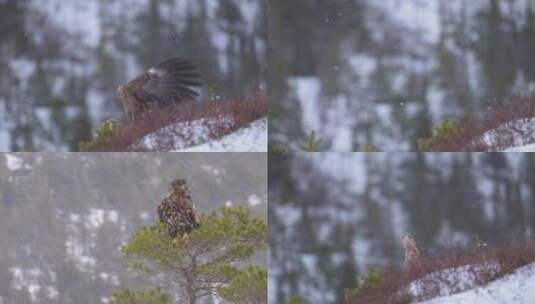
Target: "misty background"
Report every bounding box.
[268,152,535,304]
[0,153,267,304]
[269,0,535,150]
[0,0,266,151]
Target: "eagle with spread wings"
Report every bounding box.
[157,179,200,239]
[117,58,201,122]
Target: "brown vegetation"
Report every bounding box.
[420,96,535,151]
[79,90,267,151]
[347,238,535,304]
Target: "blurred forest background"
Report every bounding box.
[269,0,535,150]
[0,153,266,304]
[269,153,535,304]
[0,0,266,151]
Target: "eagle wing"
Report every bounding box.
[157,201,165,223]
[139,57,201,105]
[182,202,199,228]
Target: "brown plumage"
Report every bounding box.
[157,179,200,239]
[117,58,201,122]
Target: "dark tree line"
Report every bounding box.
[269,0,535,150]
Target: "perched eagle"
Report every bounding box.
[157,179,200,239]
[117,57,201,122]
[402,232,421,266]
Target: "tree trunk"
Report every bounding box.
[187,256,197,304]
[186,274,196,304]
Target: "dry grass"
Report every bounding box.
[346,239,535,304]
[421,96,535,151]
[81,90,267,151]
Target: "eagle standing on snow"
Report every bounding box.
[117,58,201,122]
[157,179,200,239]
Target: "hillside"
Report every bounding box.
[80,93,267,152]
[346,240,535,304]
[418,263,535,304]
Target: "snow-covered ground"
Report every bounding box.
[407,262,501,301]
[471,117,535,151]
[179,118,267,152]
[416,262,535,304]
[137,116,267,152]
[504,143,535,152]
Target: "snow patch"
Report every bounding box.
[141,116,236,151]
[85,208,119,229]
[248,194,262,207]
[475,117,535,151]
[408,262,501,300]
[291,77,322,133]
[177,118,267,152]
[201,164,224,176]
[418,263,535,304]
[349,54,377,83]
[9,267,58,302]
[504,143,535,152]
[9,58,36,80]
[5,154,24,171]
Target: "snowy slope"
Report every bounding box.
[178,118,267,152]
[135,116,267,152]
[504,143,535,152]
[408,262,501,300]
[416,263,535,304]
[470,117,535,151]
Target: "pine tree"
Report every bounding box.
[218,266,267,304]
[120,206,266,304]
[109,288,170,304]
[300,131,322,152]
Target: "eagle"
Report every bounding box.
[402,233,421,266]
[157,179,200,239]
[117,57,201,122]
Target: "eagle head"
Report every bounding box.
[117,85,126,100]
[171,178,186,189]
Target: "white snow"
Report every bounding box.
[473,117,535,151]
[8,267,59,302]
[326,97,354,151]
[138,115,268,152]
[291,77,322,134]
[64,208,121,274]
[372,0,441,45]
[85,208,119,229]
[417,262,535,304]
[349,54,377,83]
[140,116,235,150]
[248,194,262,207]
[303,153,367,194]
[408,262,501,300]
[46,286,59,300]
[176,117,267,152]
[5,154,23,171]
[9,58,36,81]
[504,143,535,152]
[200,164,224,176]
